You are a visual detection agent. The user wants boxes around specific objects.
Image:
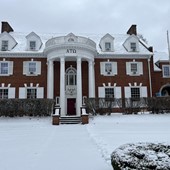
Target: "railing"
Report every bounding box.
[45,36,96,49]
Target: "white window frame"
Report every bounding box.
[1,40,8,51]
[130,42,136,52]
[126,62,143,76]
[100,62,117,76]
[29,41,36,50]
[23,61,41,76]
[0,88,8,99]
[105,42,111,51]
[0,62,9,75]
[131,87,140,100]
[130,62,138,74]
[162,65,170,78]
[27,88,37,99]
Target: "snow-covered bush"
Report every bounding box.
[0,99,55,117]
[111,142,170,170]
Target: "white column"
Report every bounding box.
[60,58,65,116]
[76,57,82,116]
[47,60,54,99]
[88,60,95,98]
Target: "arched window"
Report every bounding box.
[66,67,76,85]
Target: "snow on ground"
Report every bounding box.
[0,113,170,170]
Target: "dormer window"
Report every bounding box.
[105,42,111,51]
[130,42,136,52]
[30,41,36,50]
[1,40,8,51]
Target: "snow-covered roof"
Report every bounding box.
[153,52,169,71]
[0,32,152,55]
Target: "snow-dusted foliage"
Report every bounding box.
[111,143,170,170]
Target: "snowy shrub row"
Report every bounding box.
[85,97,170,115]
[111,142,170,170]
[0,99,55,117]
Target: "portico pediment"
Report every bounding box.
[65,33,78,43]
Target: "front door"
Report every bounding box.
[67,98,76,115]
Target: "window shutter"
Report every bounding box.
[124,87,131,98]
[23,61,28,75]
[9,61,13,75]
[8,88,15,98]
[138,62,143,75]
[115,87,121,98]
[19,87,26,99]
[126,62,131,75]
[37,87,44,98]
[100,62,105,75]
[112,62,117,75]
[36,61,41,75]
[140,86,147,97]
[98,87,105,97]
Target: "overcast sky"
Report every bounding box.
[0,0,170,52]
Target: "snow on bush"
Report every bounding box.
[111,142,170,170]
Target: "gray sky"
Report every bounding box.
[0,0,170,52]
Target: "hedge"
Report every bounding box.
[0,99,55,117]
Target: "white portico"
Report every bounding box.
[44,33,96,116]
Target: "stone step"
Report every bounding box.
[60,116,81,124]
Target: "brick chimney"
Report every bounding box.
[1,21,14,33]
[127,25,137,35]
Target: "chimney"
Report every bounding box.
[127,24,137,35]
[1,21,14,33]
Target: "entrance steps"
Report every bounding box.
[60,116,81,124]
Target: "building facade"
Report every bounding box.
[0,22,170,116]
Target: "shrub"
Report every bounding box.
[0,99,55,117]
[111,142,170,170]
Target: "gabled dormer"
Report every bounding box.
[123,34,139,52]
[99,33,114,52]
[26,32,42,51]
[0,31,17,51]
[64,33,78,43]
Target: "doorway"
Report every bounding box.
[67,98,76,115]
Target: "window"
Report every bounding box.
[30,41,36,50]
[0,62,8,75]
[105,88,114,98]
[66,68,76,85]
[105,62,112,74]
[28,62,36,74]
[0,89,8,99]
[1,40,8,51]
[130,42,136,52]
[131,63,138,74]
[27,89,37,99]
[163,65,170,77]
[105,42,111,51]
[131,87,140,100]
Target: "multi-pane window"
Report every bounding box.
[131,87,140,100]
[0,62,8,74]
[1,40,8,51]
[30,41,36,50]
[27,89,37,99]
[105,62,112,74]
[163,65,170,77]
[0,89,8,99]
[130,42,136,51]
[131,63,138,73]
[28,62,36,74]
[105,88,114,98]
[66,68,76,85]
[105,42,111,51]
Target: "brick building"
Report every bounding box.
[0,22,170,116]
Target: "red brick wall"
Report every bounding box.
[0,57,47,98]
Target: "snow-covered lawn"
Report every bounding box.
[0,113,170,170]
